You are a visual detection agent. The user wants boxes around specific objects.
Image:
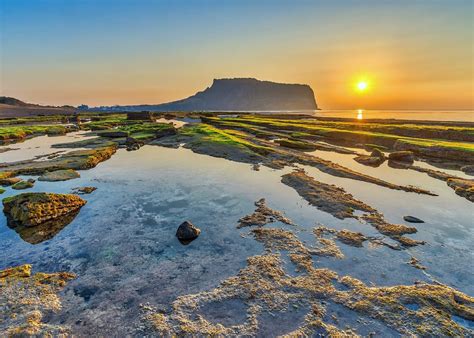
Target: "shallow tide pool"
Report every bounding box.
[0,139,473,335]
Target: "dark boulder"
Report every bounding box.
[388,151,415,163]
[461,165,474,175]
[403,216,425,223]
[371,148,385,159]
[354,155,385,167]
[156,127,178,138]
[125,137,145,151]
[176,221,201,244]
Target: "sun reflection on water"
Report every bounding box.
[357,109,363,120]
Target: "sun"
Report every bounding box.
[356,81,368,92]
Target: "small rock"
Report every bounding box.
[72,187,97,194]
[12,179,35,190]
[0,177,22,186]
[370,148,385,159]
[388,151,414,163]
[461,165,474,175]
[354,155,384,167]
[38,169,80,182]
[176,221,201,243]
[403,216,425,223]
[155,127,177,138]
[125,137,145,151]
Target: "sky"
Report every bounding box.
[0,0,473,109]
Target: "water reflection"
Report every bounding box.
[357,109,363,120]
[6,209,81,244]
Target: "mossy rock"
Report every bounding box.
[38,169,80,182]
[0,177,22,186]
[276,139,317,151]
[3,192,87,227]
[11,179,35,190]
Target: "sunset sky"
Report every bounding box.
[1,0,473,109]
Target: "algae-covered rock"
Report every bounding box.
[3,192,86,227]
[0,172,22,186]
[335,229,367,247]
[276,138,317,151]
[11,179,35,190]
[388,151,415,163]
[1,145,117,175]
[97,130,129,138]
[0,264,75,335]
[447,178,474,202]
[0,187,5,194]
[38,169,80,182]
[72,186,97,194]
[281,169,375,219]
[238,198,293,228]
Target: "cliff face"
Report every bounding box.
[105,78,317,112]
[157,78,318,111]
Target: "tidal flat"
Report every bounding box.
[0,113,473,336]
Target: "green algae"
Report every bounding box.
[0,124,71,142]
[206,116,474,163]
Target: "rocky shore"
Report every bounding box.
[1,112,473,336]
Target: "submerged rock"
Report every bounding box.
[281,169,375,219]
[0,264,75,335]
[447,178,474,202]
[38,169,80,182]
[388,151,415,163]
[238,198,293,228]
[403,215,425,223]
[176,221,201,243]
[335,229,368,247]
[11,179,35,190]
[2,192,86,228]
[144,224,473,337]
[72,186,97,194]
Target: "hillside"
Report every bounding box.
[95,78,318,112]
